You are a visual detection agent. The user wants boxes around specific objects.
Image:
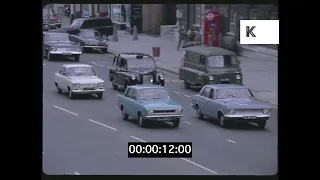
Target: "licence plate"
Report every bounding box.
[220,78,230,81]
[243,116,257,119]
[158,117,171,120]
[62,52,72,55]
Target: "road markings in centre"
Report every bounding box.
[53,105,79,116]
[88,119,118,131]
[92,62,104,67]
[128,135,218,174]
[73,172,80,175]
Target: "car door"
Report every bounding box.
[43,34,47,56]
[123,88,134,116]
[109,56,118,81]
[115,58,126,85]
[198,87,211,116]
[55,67,66,90]
[207,88,218,118]
[127,89,138,118]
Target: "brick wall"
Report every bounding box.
[142,4,165,35]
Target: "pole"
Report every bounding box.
[70,4,75,24]
[89,4,93,16]
[186,4,190,29]
[47,5,51,29]
[200,4,205,45]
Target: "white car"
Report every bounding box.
[54,64,105,99]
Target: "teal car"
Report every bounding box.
[117,85,183,128]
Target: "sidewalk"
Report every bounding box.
[58,15,278,106]
[109,31,278,106]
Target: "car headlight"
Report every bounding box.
[98,83,104,86]
[236,75,241,79]
[85,42,89,45]
[49,47,57,51]
[263,109,271,114]
[73,83,80,88]
[209,76,214,81]
[175,109,182,113]
[76,48,81,52]
[229,109,236,115]
[159,74,164,80]
[147,110,153,115]
[131,74,136,80]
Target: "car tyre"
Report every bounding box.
[82,45,87,53]
[138,113,146,128]
[196,106,204,119]
[74,55,80,62]
[184,80,190,89]
[219,114,229,128]
[97,92,103,99]
[112,79,118,90]
[68,88,75,99]
[102,49,108,53]
[160,80,165,86]
[257,120,266,129]
[55,83,62,94]
[121,108,129,120]
[47,51,53,61]
[172,119,180,128]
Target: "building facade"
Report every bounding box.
[177,4,278,46]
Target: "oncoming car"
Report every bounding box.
[117,85,183,128]
[54,64,105,99]
[190,84,272,128]
[109,53,165,90]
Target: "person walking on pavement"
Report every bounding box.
[177,25,186,51]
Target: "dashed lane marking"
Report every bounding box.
[127,136,218,174]
[130,136,146,142]
[173,91,180,94]
[184,121,192,124]
[88,119,118,131]
[226,139,236,144]
[184,95,191,98]
[53,105,79,116]
[73,172,80,175]
[92,62,104,67]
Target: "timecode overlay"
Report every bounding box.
[128,142,192,158]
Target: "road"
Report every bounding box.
[43,53,278,175]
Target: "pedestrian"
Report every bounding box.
[177,25,186,51]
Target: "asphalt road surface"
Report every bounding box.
[43,52,278,175]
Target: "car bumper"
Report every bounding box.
[84,45,108,50]
[145,114,183,121]
[71,89,105,94]
[49,23,61,29]
[49,51,82,55]
[224,114,271,122]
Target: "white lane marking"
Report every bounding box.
[226,139,236,144]
[130,136,146,142]
[184,121,192,124]
[173,91,180,94]
[165,80,170,82]
[73,172,80,175]
[184,95,190,98]
[53,105,79,116]
[92,62,104,67]
[180,158,218,174]
[88,119,118,131]
[128,136,217,174]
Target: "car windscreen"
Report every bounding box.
[46,33,70,42]
[207,55,239,68]
[70,19,84,28]
[138,88,170,100]
[126,57,155,69]
[67,67,97,76]
[216,88,253,100]
[80,30,100,37]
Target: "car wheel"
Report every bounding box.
[196,106,204,119]
[74,55,80,62]
[47,51,53,61]
[55,83,62,94]
[68,88,75,99]
[184,80,190,89]
[160,80,165,86]
[121,108,129,120]
[257,120,266,129]
[219,114,228,128]
[172,119,180,128]
[138,113,146,128]
[112,80,118,90]
[82,45,87,53]
[97,92,103,99]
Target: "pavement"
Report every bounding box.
[42,15,278,175]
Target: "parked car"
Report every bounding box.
[109,53,165,90]
[43,32,82,61]
[117,85,183,128]
[190,84,272,128]
[179,46,243,89]
[43,8,61,29]
[54,64,105,99]
[57,17,113,39]
[71,29,108,53]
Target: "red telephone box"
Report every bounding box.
[204,10,221,47]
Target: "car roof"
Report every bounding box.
[63,64,93,68]
[184,46,235,56]
[129,85,165,90]
[205,84,245,89]
[75,17,111,21]
[117,53,153,60]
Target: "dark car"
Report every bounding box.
[43,8,61,29]
[109,53,165,90]
[43,32,82,61]
[71,29,108,53]
[57,17,113,39]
